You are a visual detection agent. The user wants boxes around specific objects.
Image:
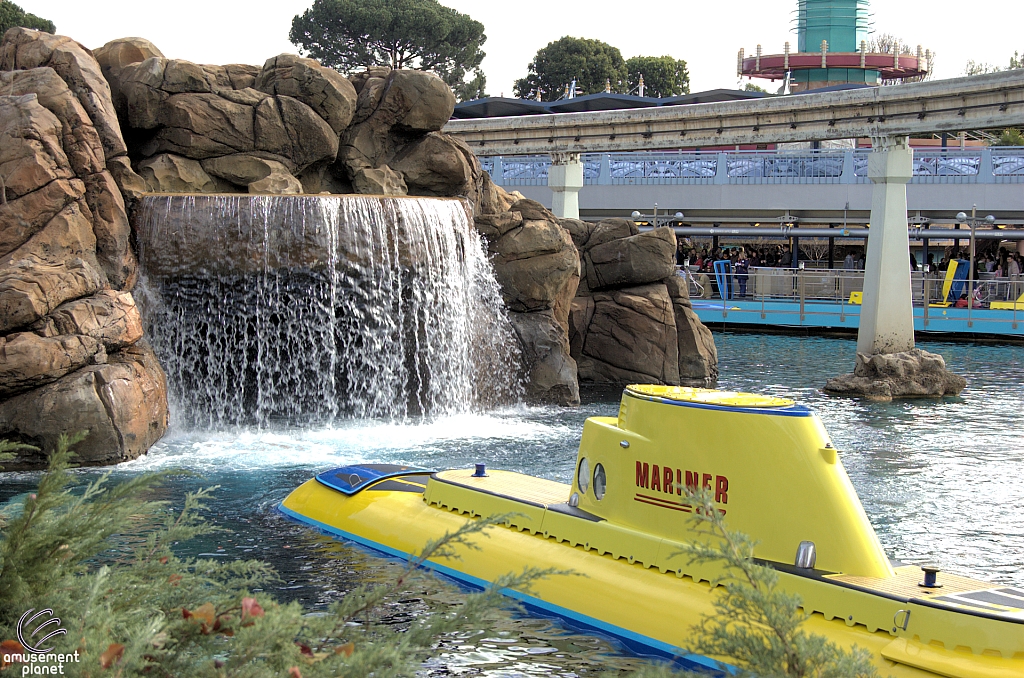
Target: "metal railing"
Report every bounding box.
[684,266,1024,331]
[483,148,1024,187]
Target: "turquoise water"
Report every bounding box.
[2,332,1022,673]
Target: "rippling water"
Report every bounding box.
[2,332,1022,674]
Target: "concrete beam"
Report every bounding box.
[445,71,1024,155]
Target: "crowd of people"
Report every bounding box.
[674,240,1024,304]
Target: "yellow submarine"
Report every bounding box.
[281,385,1024,676]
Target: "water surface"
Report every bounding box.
[3,332,1022,674]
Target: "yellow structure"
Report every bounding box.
[990,292,1024,310]
[930,261,959,308]
[281,385,1024,676]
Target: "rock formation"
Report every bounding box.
[93,38,582,406]
[0,28,168,469]
[563,218,718,387]
[475,198,580,405]
[823,348,966,400]
[0,27,716,469]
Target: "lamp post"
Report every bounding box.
[630,209,685,228]
[956,207,997,315]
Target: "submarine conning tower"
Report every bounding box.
[572,385,894,578]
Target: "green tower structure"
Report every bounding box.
[796,0,871,52]
[794,0,875,87]
[740,0,928,93]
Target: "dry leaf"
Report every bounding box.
[99,643,125,669]
[336,642,354,657]
[288,667,302,678]
[241,597,264,621]
[0,641,26,668]
[192,603,216,627]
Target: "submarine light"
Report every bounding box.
[795,541,817,569]
[577,458,591,494]
[594,464,607,500]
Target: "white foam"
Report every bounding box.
[120,407,580,474]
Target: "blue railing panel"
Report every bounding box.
[478,148,1023,187]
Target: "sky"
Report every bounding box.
[18,0,1022,96]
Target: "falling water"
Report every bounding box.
[134,194,521,428]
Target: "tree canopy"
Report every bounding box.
[0,0,55,34]
[289,0,486,101]
[514,36,627,101]
[625,55,689,98]
[993,128,1024,146]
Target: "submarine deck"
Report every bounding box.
[424,468,1024,626]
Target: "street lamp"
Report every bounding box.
[629,210,685,226]
[956,207,997,310]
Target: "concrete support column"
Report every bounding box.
[857,136,915,356]
[548,152,584,219]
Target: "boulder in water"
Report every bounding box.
[472,198,580,404]
[665,276,719,384]
[570,283,680,385]
[824,348,966,400]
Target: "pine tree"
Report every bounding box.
[670,491,880,678]
[0,435,554,677]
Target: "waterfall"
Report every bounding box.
[134,194,522,428]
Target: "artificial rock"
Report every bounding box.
[0,28,168,468]
[566,217,718,387]
[0,342,168,469]
[0,28,127,160]
[472,197,581,405]
[137,153,222,193]
[256,54,357,134]
[823,348,966,400]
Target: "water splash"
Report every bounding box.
[134,194,521,428]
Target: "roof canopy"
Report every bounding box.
[452,89,769,119]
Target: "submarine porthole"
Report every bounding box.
[577,458,590,494]
[593,464,607,500]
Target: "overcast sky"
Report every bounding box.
[20,0,1021,96]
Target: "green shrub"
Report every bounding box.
[0,435,552,677]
